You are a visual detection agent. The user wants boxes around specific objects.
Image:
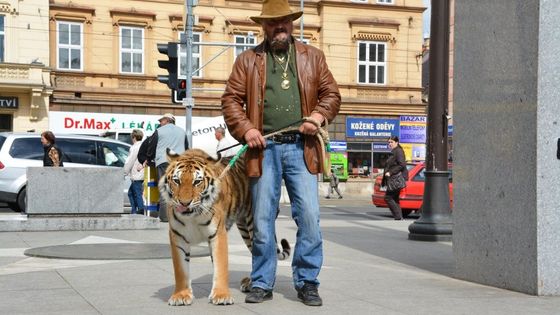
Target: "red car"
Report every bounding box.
[372,163,453,217]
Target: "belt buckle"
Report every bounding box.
[285,134,296,142]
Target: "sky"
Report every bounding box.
[423,0,431,38]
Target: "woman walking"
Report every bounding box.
[41,131,63,167]
[382,136,407,220]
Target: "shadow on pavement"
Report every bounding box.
[321,223,454,277]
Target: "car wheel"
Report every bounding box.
[17,187,26,213]
[7,202,21,212]
[402,209,412,218]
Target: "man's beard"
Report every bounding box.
[269,37,290,54]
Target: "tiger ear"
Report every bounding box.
[166,148,181,162]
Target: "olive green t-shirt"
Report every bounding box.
[263,46,302,133]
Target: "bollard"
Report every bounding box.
[143,166,159,215]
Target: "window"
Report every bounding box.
[99,142,129,167]
[120,26,144,74]
[179,32,201,78]
[377,0,394,4]
[234,34,256,60]
[9,138,43,160]
[57,138,97,164]
[57,21,83,70]
[0,16,4,62]
[357,41,386,84]
[0,114,11,131]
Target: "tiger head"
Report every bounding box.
[159,148,223,216]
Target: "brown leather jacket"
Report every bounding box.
[222,39,341,177]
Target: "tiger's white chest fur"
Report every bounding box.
[169,214,219,245]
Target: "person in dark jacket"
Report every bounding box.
[41,131,63,167]
[382,136,407,220]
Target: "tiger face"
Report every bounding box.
[160,149,221,216]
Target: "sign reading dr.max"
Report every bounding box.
[346,117,399,138]
[49,111,238,156]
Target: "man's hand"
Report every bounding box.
[244,128,266,149]
[299,112,325,135]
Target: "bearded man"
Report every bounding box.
[222,0,340,307]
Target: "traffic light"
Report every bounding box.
[157,42,178,90]
[174,79,187,103]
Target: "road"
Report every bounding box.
[0,198,418,221]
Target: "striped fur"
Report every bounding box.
[159,148,289,306]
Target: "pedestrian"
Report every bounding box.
[382,136,408,220]
[221,0,341,307]
[215,126,236,157]
[326,170,343,199]
[150,113,188,222]
[41,131,63,167]
[123,129,145,215]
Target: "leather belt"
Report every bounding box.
[270,133,301,143]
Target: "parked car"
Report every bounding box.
[371,162,453,217]
[0,132,131,212]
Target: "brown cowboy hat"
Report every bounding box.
[250,0,303,24]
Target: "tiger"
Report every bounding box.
[159,148,290,306]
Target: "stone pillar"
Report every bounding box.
[453,0,560,295]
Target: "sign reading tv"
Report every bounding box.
[346,117,399,138]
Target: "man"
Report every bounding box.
[215,127,236,158]
[152,113,188,222]
[326,169,343,199]
[221,0,340,307]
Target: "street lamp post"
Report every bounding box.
[408,0,452,241]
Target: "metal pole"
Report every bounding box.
[408,0,452,242]
[300,0,304,41]
[183,0,194,148]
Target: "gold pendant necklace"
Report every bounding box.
[273,46,291,90]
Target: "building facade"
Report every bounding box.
[0,0,52,132]
[13,0,425,177]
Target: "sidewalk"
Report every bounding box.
[1,203,559,314]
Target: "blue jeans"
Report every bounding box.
[250,137,323,291]
[128,180,144,214]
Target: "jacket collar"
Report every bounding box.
[254,38,309,84]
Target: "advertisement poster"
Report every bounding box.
[401,143,426,161]
[399,115,427,144]
[327,152,348,182]
[49,111,239,156]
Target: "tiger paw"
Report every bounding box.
[240,277,251,293]
[168,289,193,306]
[209,288,234,305]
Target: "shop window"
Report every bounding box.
[357,41,386,85]
[120,26,144,74]
[0,114,11,131]
[179,32,202,78]
[347,142,373,178]
[57,21,83,70]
